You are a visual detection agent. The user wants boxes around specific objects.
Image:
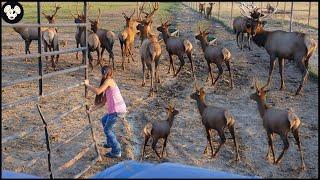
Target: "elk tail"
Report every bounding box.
[305,38,317,69]
[183,39,193,53]
[142,123,153,137]
[222,48,232,62]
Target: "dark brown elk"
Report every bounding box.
[141,104,179,160]
[190,83,240,161]
[79,28,101,69]
[251,12,317,95]
[42,4,61,70]
[69,3,86,60]
[232,3,264,50]
[140,33,162,97]
[199,3,206,18]
[195,27,233,88]
[250,80,305,170]
[89,9,116,69]
[118,10,138,70]
[205,3,214,19]
[156,18,194,77]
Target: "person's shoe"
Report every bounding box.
[103,144,112,149]
[104,152,121,158]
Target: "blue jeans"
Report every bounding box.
[101,112,123,154]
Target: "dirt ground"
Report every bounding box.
[1,3,318,178]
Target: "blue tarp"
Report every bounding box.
[92,160,259,179]
[2,160,260,179]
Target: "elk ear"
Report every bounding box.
[167,23,172,27]
[173,109,179,115]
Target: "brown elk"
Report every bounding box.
[199,3,206,18]
[69,3,86,60]
[141,104,179,160]
[118,10,138,70]
[42,3,61,70]
[190,82,240,161]
[195,26,233,88]
[206,3,214,19]
[250,8,317,95]
[250,80,305,170]
[140,33,162,97]
[89,9,116,69]
[156,18,194,77]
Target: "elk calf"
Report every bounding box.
[140,33,162,97]
[250,80,305,170]
[195,27,233,88]
[199,3,206,18]
[190,85,240,161]
[206,3,214,19]
[141,105,179,160]
[157,19,194,77]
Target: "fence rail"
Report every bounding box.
[2,2,100,178]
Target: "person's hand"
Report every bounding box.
[84,79,89,86]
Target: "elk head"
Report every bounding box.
[250,79,270,102]
[88,8,101,32]
[42,3,61,23]
[156,17,173,34]
[195,25,211,41]
[69,2,86,23]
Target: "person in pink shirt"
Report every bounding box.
[84,65,127,158]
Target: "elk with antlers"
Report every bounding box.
[69,3,86,61]
[190,80,240,161]
[195,26,233,88]
[248,5,317,95]
[88,9,117,69]
[41,3,61,70]
[141,104,179,160]
[118,10,139,70]
[232,3,262,50]
[250,79,305,170]
[157,18,194,77]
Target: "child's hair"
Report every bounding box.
[94,65,113,105]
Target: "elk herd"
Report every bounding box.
[11,2,317,172]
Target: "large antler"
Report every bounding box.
[97,8,101,21]
[51,3,61,17]
[145,2,159,19]
[137,2,146,20]
[68,2,79,18]
[239,3,253,18]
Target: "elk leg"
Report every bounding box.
[266,132,276,163]
[120,40,125,70]
[97,48,102,67]
[292,129,306,170]
[161,137,168,158]
[213,129,226,158]
[263,56,276,89]
[155,59,160,90]
[187,52,194,76]
[212,64,223,87]
[207,61,214,84]
[174,54,185,77]
[168,54,175,75]
[148,63,154,97]
[88,52,94,70]
[152,138,161,160]
[142,135,150,160]
[275,134,289,164]
[279,58,285,90]
[225,61,234,89]
[228,125,240,161]
[142,59,146,87]
[101,47,105,62]
[76,43,79,60]
[295,60,308,95]
[205,128,214,158]
[247,33,252,51]
[236,32,240,48]
[128,47,135,62]
[240,33,244,50]
[43,44,49,69]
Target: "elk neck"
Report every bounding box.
[256,97,269,118]
[196,96,207,116]
[252,30,270,47]
[162,31,170,44]
[167,112,175,127]
[200,38,209,52]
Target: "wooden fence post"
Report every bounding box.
[289,2,294,32]
[37,2,43,96]
[230,2,233,27]
[218,2,221,20]
[307,2,311,32]
[84,2,88,98]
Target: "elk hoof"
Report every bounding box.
[142,83,145,87]
[301,164,306,171]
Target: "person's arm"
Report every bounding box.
[84,79,110,95]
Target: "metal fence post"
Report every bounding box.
[230,2,233,26]
[84,2,88,98]
[37,2,43,96]
[307,2,311,32]
[218,2,220,20]
[289,2,294,32]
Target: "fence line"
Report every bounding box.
[2,2,100,178]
